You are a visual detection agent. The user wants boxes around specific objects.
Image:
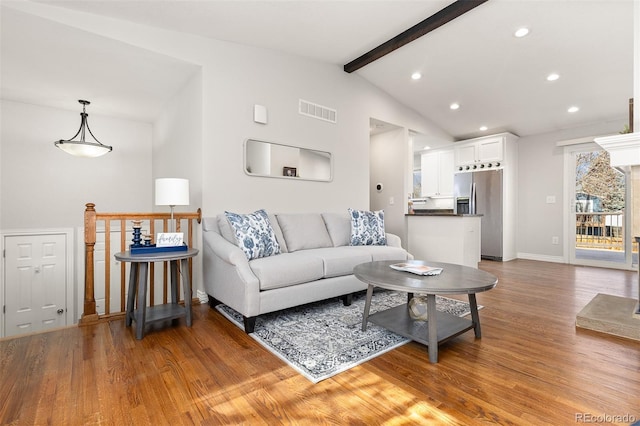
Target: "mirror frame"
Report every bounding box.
[243,138,333,182]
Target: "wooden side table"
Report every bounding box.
[114,248,199,339]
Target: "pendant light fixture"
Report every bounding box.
[54,100,112,157]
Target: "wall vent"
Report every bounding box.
[299,99,337,124]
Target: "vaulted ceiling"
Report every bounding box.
[1,0,634,141]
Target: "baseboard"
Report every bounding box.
[516,253,566,263]
[196,290,209,304]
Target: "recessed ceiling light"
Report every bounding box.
[423,145,431,150]
[411,72,422,80]
[568,106,580,113]
[547,73,560,81]
[514,27,530,38]
[479,126,488,131]
[450,103,460,110]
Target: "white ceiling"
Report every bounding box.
[1,0,635,140]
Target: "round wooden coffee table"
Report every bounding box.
[354,260,497,363]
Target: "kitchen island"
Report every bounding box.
[406,213,482,268]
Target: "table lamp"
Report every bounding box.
[155,178,190,232]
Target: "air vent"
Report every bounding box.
[299,99,337,124]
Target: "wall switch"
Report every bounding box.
[546,195,556,204]
[552,236,559,245]
[389,197,395,205]
[253,104,268,124]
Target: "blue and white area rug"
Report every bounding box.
[216,290,480,383]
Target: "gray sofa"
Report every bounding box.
[202,211,411,332]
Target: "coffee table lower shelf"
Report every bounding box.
[369,304,474,348]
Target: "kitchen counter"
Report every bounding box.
[406,214,481,268]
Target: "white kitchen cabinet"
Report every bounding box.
[454,134,513,171]
[478,137,503,163]
[421,149,454,197]
[455,144,477,167]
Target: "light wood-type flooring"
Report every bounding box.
[1,259,639,425]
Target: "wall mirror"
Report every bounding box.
[244,139,332,182]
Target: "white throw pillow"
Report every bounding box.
[348,208,387,246]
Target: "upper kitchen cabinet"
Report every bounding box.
[454,133,518,171]
[421,149,454,197]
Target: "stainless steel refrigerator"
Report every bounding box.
[454,169,503,261]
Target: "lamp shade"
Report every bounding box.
[55,140,112,158]
[155,178,190,206]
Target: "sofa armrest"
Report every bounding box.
[205,230,249,266]
[386,232,414,259]
[385,232,402,248]
[202,230,261,316]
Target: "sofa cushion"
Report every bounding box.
[224,209,281,260]
[276,213,333,252]
[250,252,324,290]
[322,212,351,247]
[303,247,372,278]
[348,208,387,246]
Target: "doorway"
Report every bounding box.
[369,118,408,246]
[567,144,635,269]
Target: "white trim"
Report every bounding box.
[556,134,614,147]
[1,228,75,338]
[594,132,640,167]
[570,257,636,272]
[516,253,566,264]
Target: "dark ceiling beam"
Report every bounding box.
[344,0,489,73]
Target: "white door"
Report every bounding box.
[4,234,67,336]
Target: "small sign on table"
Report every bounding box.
[130,233,187,254]
[156,233,184,247]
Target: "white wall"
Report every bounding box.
[153,70,203,213]
[370,128,409,247]
[197,43,446,217]
[1,100,153,229]
[15,4,448,219]
[152,71,204,295]
[517,118,628,261]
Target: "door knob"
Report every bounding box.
[57,309,64,315]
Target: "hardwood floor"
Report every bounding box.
[1,259,639,425]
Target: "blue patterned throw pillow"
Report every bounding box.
[348,208,387,246]
[224,209,281,260]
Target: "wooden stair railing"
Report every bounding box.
[80,203,202,325]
